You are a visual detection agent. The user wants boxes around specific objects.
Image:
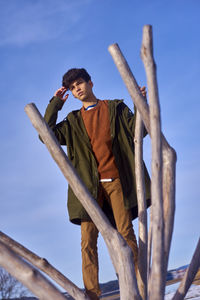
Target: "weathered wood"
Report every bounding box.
[0,231,89,300]
[147,208,152,298]
[0,241,66,300]
[147,208,152,278]
[25,103,140,300]
[108,43,151,135]
[141,25,164,300]
[141,25,176,287]
[172,238,200,300]
[108,34,176,299]
[162,146,176,273]
[134,109,147,300]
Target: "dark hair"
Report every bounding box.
[62,68,91,90]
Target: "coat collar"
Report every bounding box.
[67,99,124,145]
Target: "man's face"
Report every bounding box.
[69,78,93,101]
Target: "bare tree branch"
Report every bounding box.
[0,241,67,300]
[0,231,89,300]
[108,32,176,299]
[147,208,152,292]
[141,24,164,300]
[0,267,29,299]
[162,146,176,272]
[108,43,151,136]
[141,25,177,287]
[134,108,147,300]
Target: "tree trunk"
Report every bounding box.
[134,108,147,300]
[141,25,165,300]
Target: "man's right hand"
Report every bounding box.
[54,87,69,102]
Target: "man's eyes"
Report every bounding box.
[70,81,83,91]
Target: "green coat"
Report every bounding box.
[44,97,151,225]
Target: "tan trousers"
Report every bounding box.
[81,178,138,300]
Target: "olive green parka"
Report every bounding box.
[44,96,151,225]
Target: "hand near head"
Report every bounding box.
[54,87,69,102]
[140,86,147,99]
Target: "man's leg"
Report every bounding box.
[81,221,101,300]
[101,178,138,266]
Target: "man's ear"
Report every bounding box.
[89,80,93,88]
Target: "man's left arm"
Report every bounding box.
[121,86,148,136]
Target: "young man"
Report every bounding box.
[44,68,151,300]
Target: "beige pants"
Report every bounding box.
[81,178,138,300]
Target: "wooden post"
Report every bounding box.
[162,146,176,273]
[141,26,177,288]
[134,109,147,300]
[0,242,67,300]
[0,231,89,300]
[108,32,176,299]
[25,103,140,300]
[147,209,152,278]
[141,25,164,300]
[108,43,151,135]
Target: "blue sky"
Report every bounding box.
[0,0,200,290]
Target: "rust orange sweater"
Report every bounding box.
[81,100,119,180]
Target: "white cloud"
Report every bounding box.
[0,0,92,46]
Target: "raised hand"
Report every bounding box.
[140,86,147,98]
[54,87,69,102]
